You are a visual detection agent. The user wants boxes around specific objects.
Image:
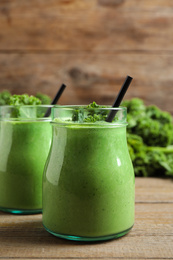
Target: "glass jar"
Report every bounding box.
[43,105,135,241]
[0,105,52,214]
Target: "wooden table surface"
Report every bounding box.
[0,177,173,260]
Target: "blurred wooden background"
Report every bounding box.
[0,0,173,113]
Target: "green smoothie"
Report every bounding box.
[43,105,135,241]
[0,119,52,214]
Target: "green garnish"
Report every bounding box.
[87,101,100,109]
[0,90,11,105]
[7,94,41,106]
[5,94,41,118]
[35,93,51,105]
[122,98,173,178]
[72,102,108,123]
[0,91,51,106]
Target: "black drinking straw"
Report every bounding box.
[44,83,66,117]
[106,75,133,122]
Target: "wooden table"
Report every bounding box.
[0,178,173,260]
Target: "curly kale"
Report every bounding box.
[0,90,11,105]
[7,94,41,106]
[127,133,173,177]
[133,106,173,147]
[123,98,173,178]
[5,94,42,118]
[35,93,51,105]
[0,91,52,118]
[122,98,173,147]
[72,102,108,123]
[84,102,107,122]
[0,90,51,105]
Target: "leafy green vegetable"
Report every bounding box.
[7,94,41,106]
[87,101,100,109]
[83,113,107,123]
[0,91,51,105]
[35,93,51,105]
[72,102,108,123]
[84,102,107,122]
[122,98,173,147]
[0,91,51,118]
[0,90,11,105]
[127,133,173,177]
[72,108,84,122]
[5,94,42,118]
[122,98,173,178]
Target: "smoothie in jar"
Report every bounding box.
[0,105,52,214]
[43,104,135,241]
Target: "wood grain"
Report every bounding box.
[0,0,173,113]
[136,178,173,203]
[0,178,173,259]
[0,0,173,51]
[0,53,173,113]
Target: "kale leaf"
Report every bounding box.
[123,98,173,178]
[0,91,51,105]
[72,102,108,123]
[122,98,173,147]
[7,94,41,106]
[35,93,51,105]
[0,91,51,118]
[0,90,11,105]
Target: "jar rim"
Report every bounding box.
[0,105,53,108]
[52,105,127,126]
[0,105,53,121]
[53,105,126,111]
